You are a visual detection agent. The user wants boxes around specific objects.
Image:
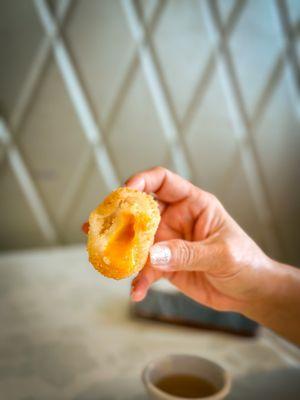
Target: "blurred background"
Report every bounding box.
[0,0,299,266]
[1,2,300,399]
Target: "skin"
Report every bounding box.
[122,167,300,345]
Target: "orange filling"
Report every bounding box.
[104,213,136,267]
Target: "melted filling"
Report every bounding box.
[104,213,136,267]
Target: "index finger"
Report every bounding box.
[125,166,194,203]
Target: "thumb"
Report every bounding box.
[149,239,213,272]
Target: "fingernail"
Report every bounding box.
[150,245,171,265]
[81,222,89,234]
[131,288,144,302]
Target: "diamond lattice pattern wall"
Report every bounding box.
[0,0,299,265]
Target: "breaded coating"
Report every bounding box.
[87,187,160,279]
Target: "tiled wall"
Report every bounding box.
[0,0,299,265]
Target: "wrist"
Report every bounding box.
[240,260,300,337]
[233,257,284,318]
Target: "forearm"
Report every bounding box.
[242,261,300,345]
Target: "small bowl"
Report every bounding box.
[142,354,231,400]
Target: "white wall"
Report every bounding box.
[0,0,299,266]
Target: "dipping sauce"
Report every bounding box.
[155,374,217,398]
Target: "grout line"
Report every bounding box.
[200,0,284,257]
[179,54,216,135]
[273,0,300,119]
[0,118,58,244]
[104,0,165,135]
[177,0,246,185]
[121,0,192,180]
[44,0,166,224]
[103,55,139,135]
[31,0,164,229]
[182,0,297,135]
[56,147,93,224]
[0,0,72,170]
[34,0,120,191]
[60,153,94,229]
[252,53,285,125]
[11,0,72,132]
[225,0,246,37]
[3,0,297,254]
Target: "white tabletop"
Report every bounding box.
[0,245,299,399]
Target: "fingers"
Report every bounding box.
[154,198,167,215]
[82,222,89,234]
[131,263,162,302]
[125,166,195,203]
[149,239,216,272]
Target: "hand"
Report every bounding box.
[127,167,274,313]
[83,166,300,344]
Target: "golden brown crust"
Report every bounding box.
[87,187,160,279]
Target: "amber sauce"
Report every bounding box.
[155,374,217,398]
[104,214,135,263]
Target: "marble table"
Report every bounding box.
[0,245,299,399]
